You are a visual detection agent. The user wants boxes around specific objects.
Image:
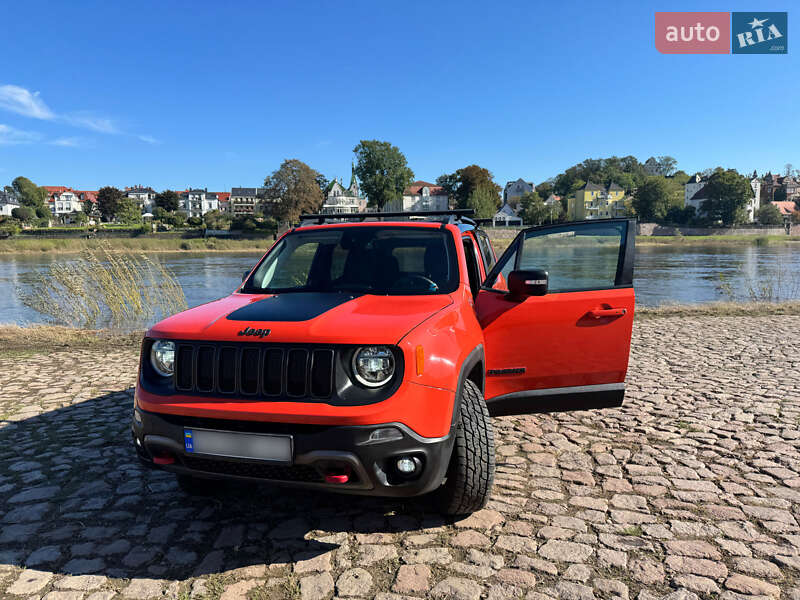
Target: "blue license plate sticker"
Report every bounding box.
[184,429,194,452]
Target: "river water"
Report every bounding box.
[1,245,799,326]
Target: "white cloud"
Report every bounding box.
[0,84,157,143]
[49,136,84,147]
[0,123,42,145]
[0,85,55,120]
[64,113,119,134]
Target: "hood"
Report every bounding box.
[147,291,454,345]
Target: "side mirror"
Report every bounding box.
[242,270,250,282]
[508,269,548,298]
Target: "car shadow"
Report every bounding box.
[0,388,448,581]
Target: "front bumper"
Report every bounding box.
[132,408,454,497]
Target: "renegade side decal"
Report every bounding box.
[487,367,526,376]
[227,292,361,322]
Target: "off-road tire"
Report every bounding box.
[176,474,217,496]
[436,379,495,515]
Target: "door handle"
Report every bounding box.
[589,307,627,319]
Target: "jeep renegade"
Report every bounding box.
[133,211,635,515]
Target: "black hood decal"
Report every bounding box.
[226,292,361,322]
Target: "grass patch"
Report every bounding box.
[0,324,143,354]
[636,234,800,246]
[635,300,800,319]
[283,574,301,600]
[0,236,274,255]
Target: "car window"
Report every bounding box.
[484,221,626,293]
[244,226,460,295]
[462,238,480,296]
[519,222,625,292]
[475,231,496,272]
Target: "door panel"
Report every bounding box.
[476,219,635,415]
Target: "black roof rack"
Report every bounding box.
[298,209,476,227]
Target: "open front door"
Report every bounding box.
[475,219,635,416]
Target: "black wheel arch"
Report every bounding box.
[451,344,485,429]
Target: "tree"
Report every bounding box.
[264,159,324,223]
[96,186,125,222]
[518,191,548,225]
[666,205,695,225]
[12,176,47,208]
[115,196,143,225]
[774,188,788,203]
[535,180,554,201]
[70,211,89,226]
[155,190,180,212]
[701,170,753,226]
[465,184,498,219]
[315,173,330,194]
[546,198,563,223]
[353,140,414,209]
[11,206,36,222]
[756,203,783,225]
[656,156,678,176]
[785,163,794,177]
[436,165,501,210]
[203,210,232,230]
[632,177,672,222]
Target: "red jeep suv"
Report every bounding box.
[132,211,635,515]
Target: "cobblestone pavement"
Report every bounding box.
[1,315,800,600]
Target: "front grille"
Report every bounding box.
[174,343,335,400]
[182,456,323,482]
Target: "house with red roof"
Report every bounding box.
[382,181,449,213]
[772,201,797,219]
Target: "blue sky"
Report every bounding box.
[1,0,796,191]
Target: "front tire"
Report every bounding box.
[436,379,495,515]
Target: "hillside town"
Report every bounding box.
[1,155,799,232]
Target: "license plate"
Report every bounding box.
[184,428,292,464]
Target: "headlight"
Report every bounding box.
[150,340,176,377]
[352,346,395,387]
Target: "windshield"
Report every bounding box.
[243,226,459,295]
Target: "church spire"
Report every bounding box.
[350,161,358,189]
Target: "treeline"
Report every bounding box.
[3,147,790,233]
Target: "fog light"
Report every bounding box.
[395,457,418,474]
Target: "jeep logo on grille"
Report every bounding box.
[237,327,271,338]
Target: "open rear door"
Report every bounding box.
[475,219,635,416]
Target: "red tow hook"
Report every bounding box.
[324,466,351,484]
[153,454,175,465]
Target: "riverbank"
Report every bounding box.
[0,236,275,255]
[2,231,800,255]
[3,301,799,355]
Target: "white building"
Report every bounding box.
[684,174,706,207]
[126,186,157,213]
[45,188,83,216]
[503,178,534,205]
[685,175,761,223]
[0,190,19,216]
[321,173,366,214]
[493,203,522,226]
[180,189,219,218]
[384,181,449,213]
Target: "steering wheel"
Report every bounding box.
[391,275,439,292]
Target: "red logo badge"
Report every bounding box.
[655,12,731,54]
